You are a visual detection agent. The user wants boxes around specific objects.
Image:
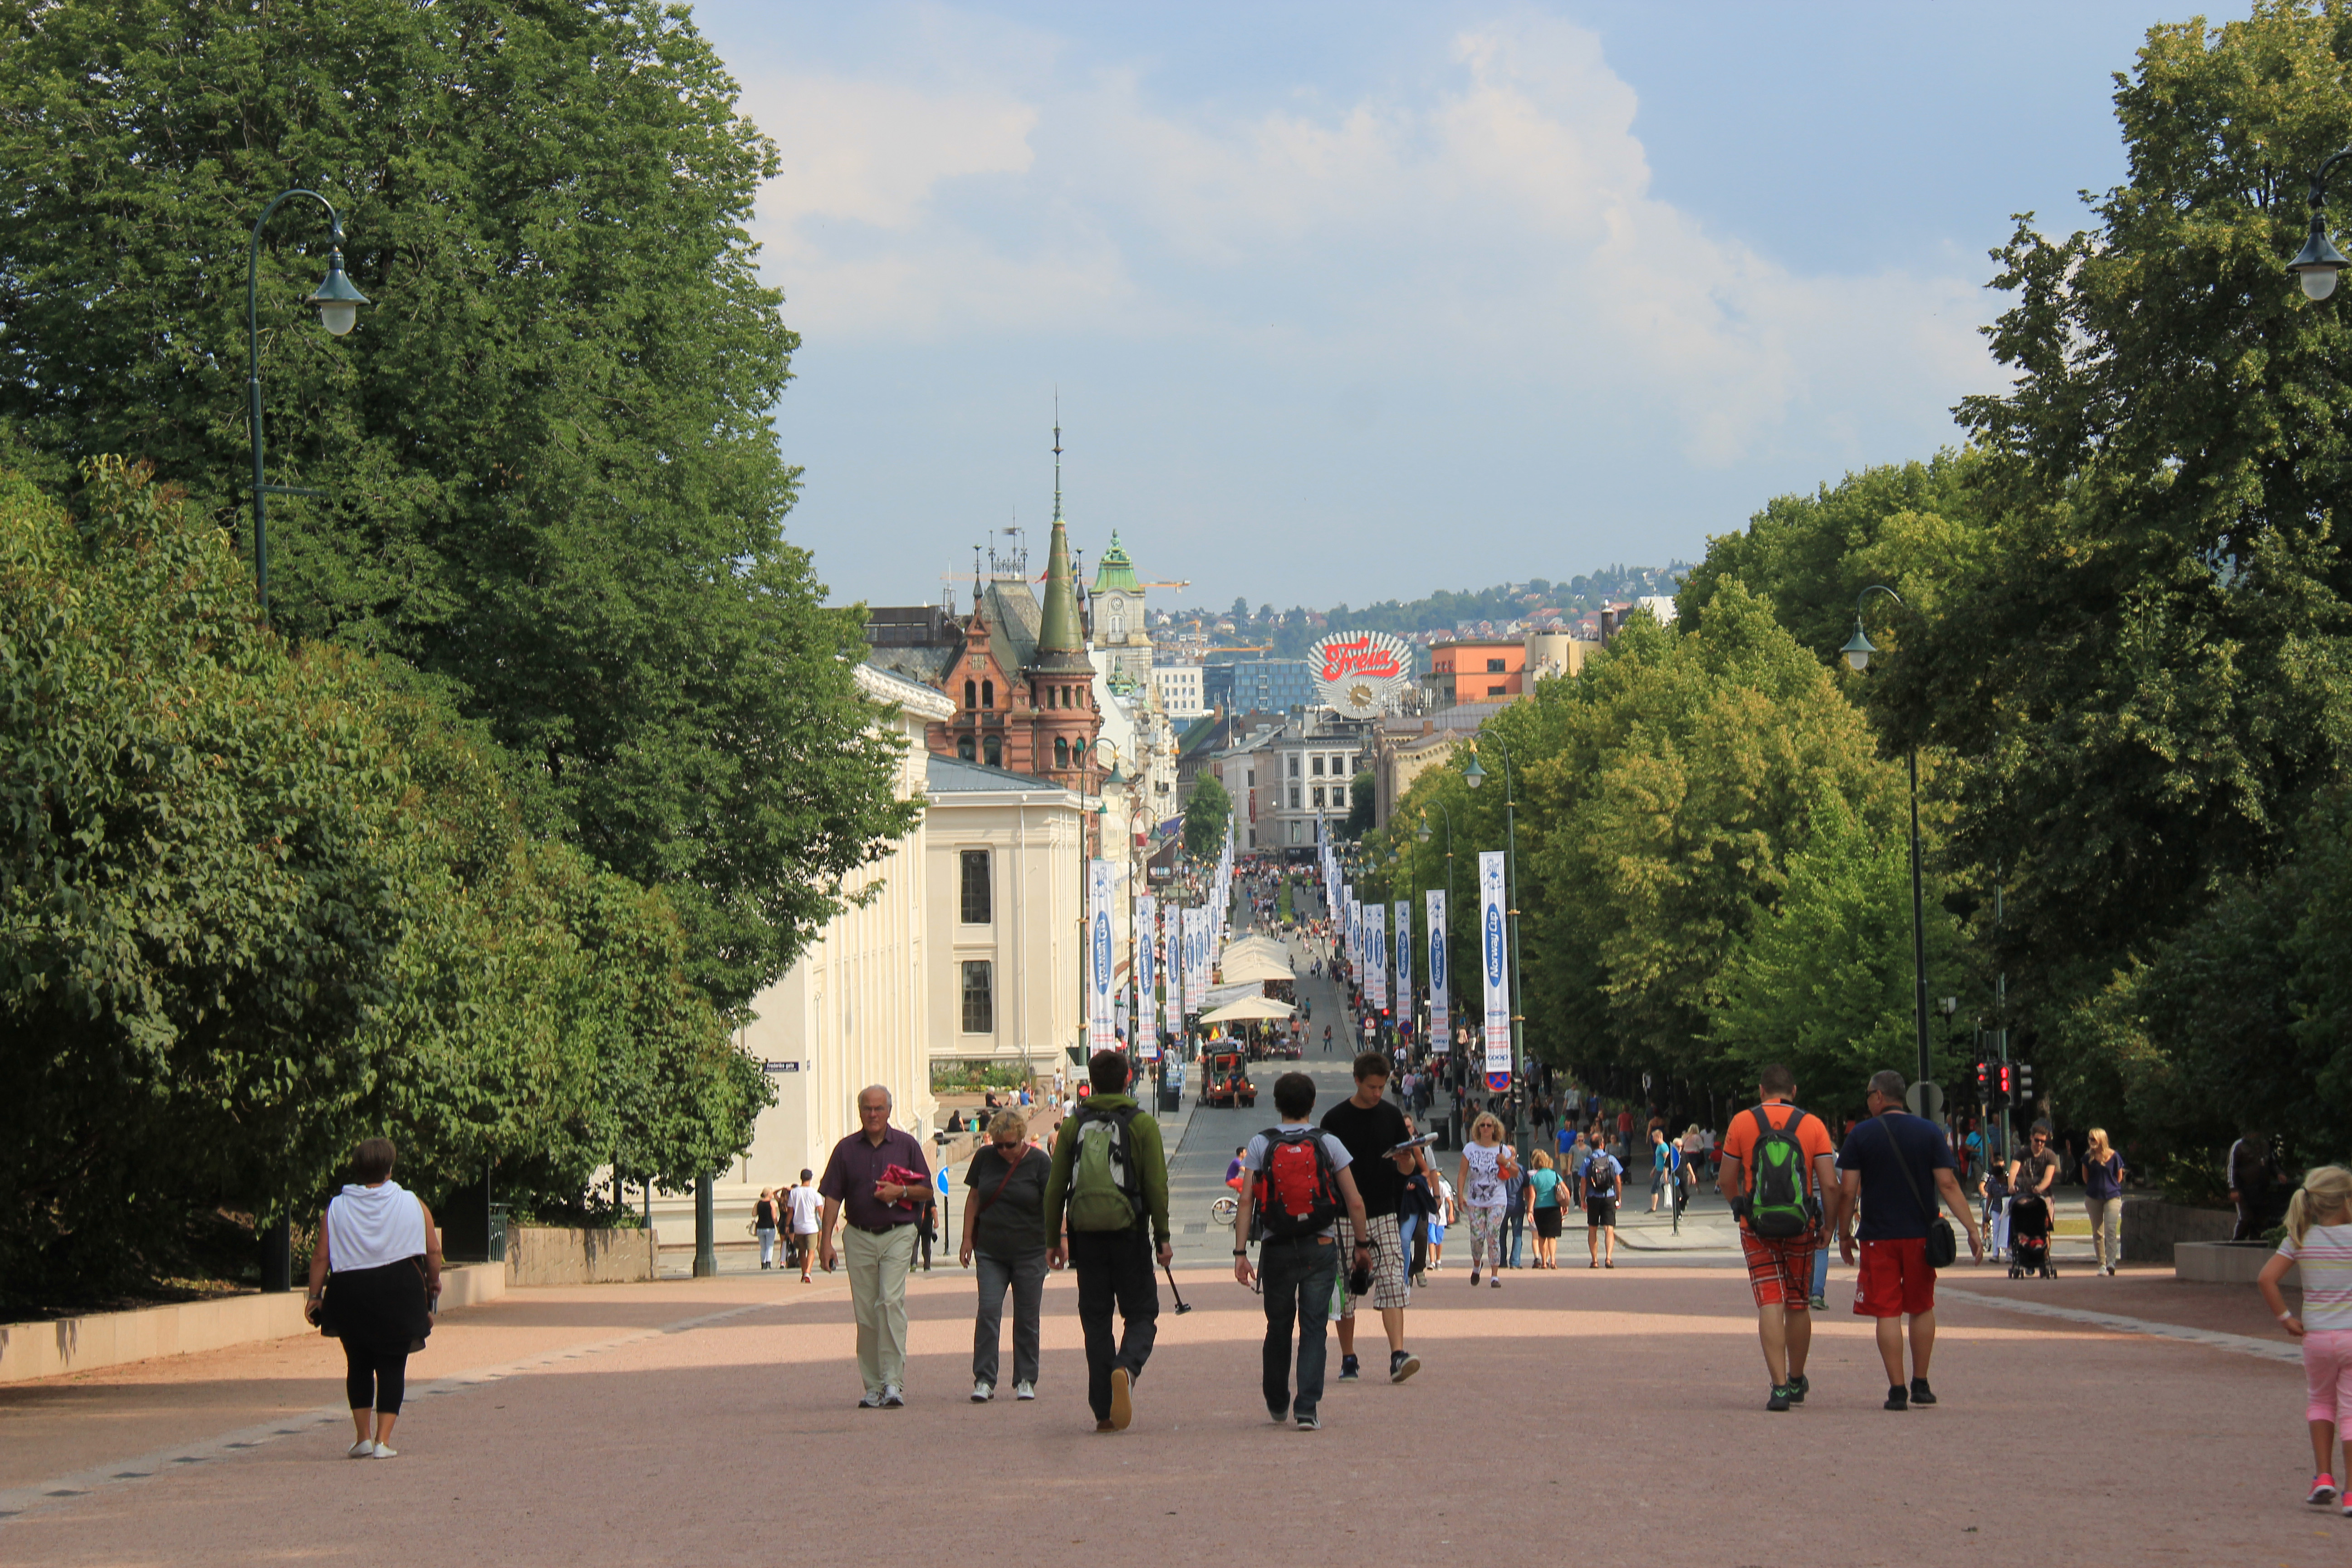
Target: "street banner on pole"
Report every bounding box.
[1369,902,1387,1018]
[1136,896,1158,1061]
[1161,902,1177,1054]
[1394,898,1411,1024]
[1089,858,1116,1053]
[1479,851,1510,1089]
[1426,890,1449,1051]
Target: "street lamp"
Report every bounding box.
[1416,801,1463,1145]
[1460,736,1529,1176]
[2287,149,2352,301]
[247,189,370,620]
[1842,584,1934,1102]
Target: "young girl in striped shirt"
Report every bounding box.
[2261,1165,2352,1511]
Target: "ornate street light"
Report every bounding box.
[1460,736,1528,1175]
[2287,149,2352,301]
[1842,584,1933,1102]
[247,189,370,619]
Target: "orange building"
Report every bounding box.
[1428,639,1526,705]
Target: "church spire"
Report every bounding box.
[1033,408,1087,664]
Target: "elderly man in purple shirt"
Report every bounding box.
[818,1085,931,1408]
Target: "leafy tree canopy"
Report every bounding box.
[1184,774,1233,863]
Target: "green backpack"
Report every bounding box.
[1747,1104,1818,1239]
[1066,1102,1145,1232]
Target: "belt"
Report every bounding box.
[851,1220,914,1235]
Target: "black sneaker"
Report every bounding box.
[1390,1350,1421,1383]
[1767,1384,1792,1412]
[1338,1354,1360,1382]
[1787,1373,1808,1405]
[1909,1377,1937,1406]
[1884,1384,1909,1411]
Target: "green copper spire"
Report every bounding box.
[1033,416,1088,662]
[1091,530,1140,594]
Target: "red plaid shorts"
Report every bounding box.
[1740,1228,1815,1311]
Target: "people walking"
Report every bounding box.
[1648,1127,1674,1213]
[2082,1128,2126,1276]
[786,1168,822,1282]
[1320,1051,1423,1384]
[305,1138,441,1459]
[1527,1150,1563,1268]
[1835,1069,1985,1411]
[961,1109,1051,1403]
[1716,1067,1838,1412]
[817,1085,932,1408]
[2256,1165,2352,1511]
[1456,1113,1513,1286]
[755,1187,780,1269]
[1501,1150,1529,1269]
[1235,1071,1372,1430]
[1583,1131,1623,1269]
[1044,1050,1173,1433]
[2008,1122,2060,1214]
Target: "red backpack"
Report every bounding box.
[1257,1128,1342,1240]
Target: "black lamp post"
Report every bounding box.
[246,189,370,620]
[2286,149,2352,301]
[1460,737,1529,1176]
[1840,584,1933,1101]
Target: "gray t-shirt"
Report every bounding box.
[1245,1122,1353,1238]
[2012,1147,2059,1195]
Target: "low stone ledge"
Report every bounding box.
[2176,1240,2293,1286]
[504,1227,655,1287]
[2120,1196,2238,1264]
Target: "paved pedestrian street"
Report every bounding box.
[0,1204,2332,1565]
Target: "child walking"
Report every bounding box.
[2259,1165,2352,1512]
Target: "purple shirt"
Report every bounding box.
[819,1127,932,1231]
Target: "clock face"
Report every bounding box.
[1338,679,1380,716]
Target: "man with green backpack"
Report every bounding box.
[1044,1050,1174,1433]
[1718,1064,1841,1413]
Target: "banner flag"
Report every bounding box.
[1394,897,1411,1026]
[1479,851,1511,1087]
[1427,890,1449,1049]
[1369,902,1387,1017]
[1089,859,1117,1053]
[1136,896,1159,1061]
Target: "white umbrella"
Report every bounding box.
[1201,995,1297,1023]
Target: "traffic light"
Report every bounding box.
[1974,1060,1991,1096]
[2016,1061,2034,1099]
[1995,1063,2014,1105]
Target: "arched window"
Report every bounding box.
[1055,736,1070,768]
[957,736,976,761]
[964,678,976,710]
[981,679,994,709]
[983,735,1002,767]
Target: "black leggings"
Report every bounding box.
[343,1341,409,1415]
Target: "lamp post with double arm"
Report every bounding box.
[1839,584,1933,1101]
[1460,735,1528,1176]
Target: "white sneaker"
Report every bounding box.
[971,1381,993,1403]
[370,1443,398,1459]
[880,1385,905,1408]
[347,1441,375,1459]
[1014,1381,1036,1401]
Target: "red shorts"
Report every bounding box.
[1740,1229,1814,1311]
[1853,1237,1936,1318]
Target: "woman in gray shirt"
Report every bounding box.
[960,1110,1052,1403]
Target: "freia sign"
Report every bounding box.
[1308,631,1412,715]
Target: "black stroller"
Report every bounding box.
[2008,1189,2057,1278]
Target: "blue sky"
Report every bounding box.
[689,0,2205,610]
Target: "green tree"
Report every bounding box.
[1343,771,1375,838]
[1184,774,1233,862]
[0,0,916,1009]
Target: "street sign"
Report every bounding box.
[935,1168,951,1196]
[1906,1080,1945,1121]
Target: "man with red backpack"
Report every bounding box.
[1234,1071,1371,1431]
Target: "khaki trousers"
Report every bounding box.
[846,1223,918,1394]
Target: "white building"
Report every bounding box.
[1153,662,1205,720]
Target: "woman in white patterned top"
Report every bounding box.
[2260,1164,2352,1513]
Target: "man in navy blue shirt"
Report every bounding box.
[1836,1070,1983,1411]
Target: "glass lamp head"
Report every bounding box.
[310,248,369,336]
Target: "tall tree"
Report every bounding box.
[1184,774,1233,862]
[0,0,916,1009]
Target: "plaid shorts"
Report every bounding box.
[1740,1228,1815,1311]
[1336,1211,1409,1314]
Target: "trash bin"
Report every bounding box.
[487,1204,509,1264]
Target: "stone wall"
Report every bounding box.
[2120,1196,2238,1264]
[504,1226,656,1288]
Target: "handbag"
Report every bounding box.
[1877,1113,1958,1268]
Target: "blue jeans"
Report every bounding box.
[1504,1206,1526,1267]
[1810,1236,1829,1301]
[1259,1236,1339,1419]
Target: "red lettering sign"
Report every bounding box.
[1315,634,1404,684]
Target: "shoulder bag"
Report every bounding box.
[1877,1113,1958,1268]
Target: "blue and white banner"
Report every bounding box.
[1479,851,1510,1086]
[1089,858,1117,1054]
[1136,896,1158,1061]
[1383,902,1401,1025]
[1426,889,1449,1051]
[1369,902,1387,1017]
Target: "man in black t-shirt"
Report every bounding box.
[1321,1051,1422,1385]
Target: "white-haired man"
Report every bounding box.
[818,1085,931,1407]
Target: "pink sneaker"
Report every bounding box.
[2307,1473,2337,1506]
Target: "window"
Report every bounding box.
[964,678,977,709]
[1246,769,1255,788]
[982,735,1002,767]
[1055,736,1070,768]
[1108,602,1125,636]
[960,960,993,1033]
[1288,756,1299,778]
[1486,658,1507,673]
[960,850,991,924]
[1312,756,1325,777]
[1290,821,1303,844]
[981,679,994,709]
[957,736,975,761]
[1313,786,1326,809]
[1289,786,1301,809]
[1487,684,1507,696]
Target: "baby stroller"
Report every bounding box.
[2008,1190,2057,1279]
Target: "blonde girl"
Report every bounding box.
[1455,1112,1511,1288]
[2081,1129,2126,1276]
[2259,1165,2352,1511]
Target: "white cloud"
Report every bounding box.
[733,11,1991,470]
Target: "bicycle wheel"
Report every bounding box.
[1211,1195,1239,1227]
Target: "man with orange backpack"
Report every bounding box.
[1234,1071,1371,1431]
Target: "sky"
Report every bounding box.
[688,0,2211,611]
